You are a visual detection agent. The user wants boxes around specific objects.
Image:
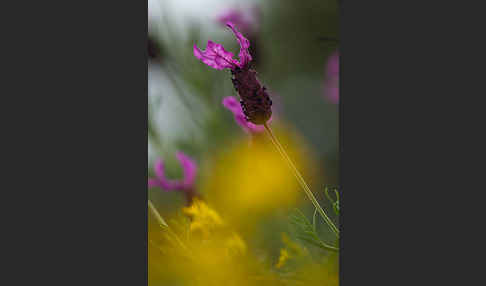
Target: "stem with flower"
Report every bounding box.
[194,21,339,239]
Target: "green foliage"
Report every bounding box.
[289,209,338,252]
[324,185,339,216]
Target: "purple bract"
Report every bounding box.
[193,22,252,71]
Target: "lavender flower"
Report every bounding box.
[148,152,198,204]
[222,96,266,133]
[324,51,339,104]
[194,22,272,125]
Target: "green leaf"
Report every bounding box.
[324,185,340,216]
[289,209,338,252]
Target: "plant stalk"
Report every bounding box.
[148,199,191,254]
[263,123,339,238]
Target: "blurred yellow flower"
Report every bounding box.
[225,232,247,257]
[202,128,314,223]
[275,248,290,269]
[149,200,282,286]
[183,198,224,238]
[274,234,339,286]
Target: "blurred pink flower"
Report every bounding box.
[148,152,197,191]
[222,96,267,133]
[194,22,252,70]
[216,6,260,35]
[324,51,339,104]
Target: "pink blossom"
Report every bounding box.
[194,22,252,70]
[148,152,197,191]
[216,6,259,36]
[324,51,339,104]
[222,96,268,133]
[217,9,251,33]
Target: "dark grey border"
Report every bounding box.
[3,0,149,284]
[340,0,483,284]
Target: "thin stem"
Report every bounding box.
[148,199,168,227]
[319,242,340,252]
[263,123,339,238]
[148,200,192,255]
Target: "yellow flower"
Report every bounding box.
[202,128,314,223]
[182,199,224,237]
[149,201,285,286]
[225,232,247,257]
[275,248,290,269]
[281,233,306,256]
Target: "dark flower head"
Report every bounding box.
[194,22,272,125]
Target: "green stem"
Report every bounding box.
[148,199,168,228]
[319,242,340,252]
[148,200,191,255]
[263,123,339,238]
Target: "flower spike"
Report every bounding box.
[194,22,271,125]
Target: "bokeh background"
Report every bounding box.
[148,0,339,284]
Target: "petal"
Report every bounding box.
[226,22,252,68]
[326,51,339,77]
[324,51,339,104]
[222,96,240,113]
[246,120,266,133]
[148,178,160,188]
[234,112,252,133]
[222,96,266,133]
[325,86,339,104]
[193,41,237,70]
[217,9,243,26]
[153,159,165,180]
[153,158,178,190]
[176,152,197,188]
[223,96,250,133]
[217,9,252,33]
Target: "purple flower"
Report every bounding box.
[148,152,198,204]
[222,96,267,133]
[324,51,339,104]
[193,22,252,71]
[216,7,259,36]
[194,22,272,125]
